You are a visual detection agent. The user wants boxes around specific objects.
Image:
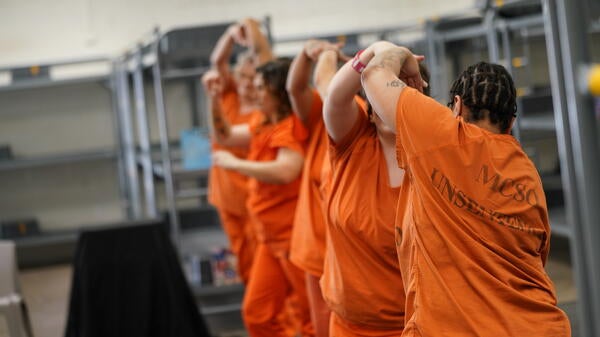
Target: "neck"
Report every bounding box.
[377,129,396,149]
[471,119,503,134]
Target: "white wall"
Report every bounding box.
[0,0,475,66]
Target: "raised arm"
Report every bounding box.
[202,70,251,147]
[361,44,423,131]
[313,49,340,100]
[213,147,304,184]
[286,40,339,126]
[324,41,394,142]
[241,18,274,66]
[210,23,243,79]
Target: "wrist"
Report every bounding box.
[352,50,368,74]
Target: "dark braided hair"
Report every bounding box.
[256,57,293,122]
[448,62,517,133]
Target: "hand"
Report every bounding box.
[228,23,248,47]
[213,150,239,170]
[202,70,224,98]
[398,52,427,93]
[304,40,343,61]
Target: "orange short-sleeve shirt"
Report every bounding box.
[320,100,406,330]
[394,87,571,336]
[246,113,307,253]
[290,90,329,277]
[208,89,262,215]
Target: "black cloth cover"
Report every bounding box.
[64,221,211,337]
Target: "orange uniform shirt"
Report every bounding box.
[208,89,262,215]
[246,113,307,253]
[290,90,328,277]
[394,87,571,336]
[320,101,406,330]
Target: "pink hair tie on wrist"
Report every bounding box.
[351,49,366,74]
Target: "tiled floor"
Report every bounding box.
[11,239,578,337]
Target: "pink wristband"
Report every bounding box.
[351,49,366,74]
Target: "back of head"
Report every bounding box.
[448,62,517,133]
[256,57,293,118]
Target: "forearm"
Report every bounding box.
[230,158,302,184]
[208,98,232,142]
[314,50,338,99]
[287,48,314,123]
[243,18,274,65]
[210,27,235,73]
[287,50,313,95]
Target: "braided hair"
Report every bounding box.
[256,57,293,122]
[448,62,517,133]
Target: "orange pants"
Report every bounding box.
[217,209,255,284]
[329,313,403,337]
[242,243,314,337]
[306,272,330,337]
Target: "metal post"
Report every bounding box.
[543,1,600,336]
[555,0,600,334]
[425,20,443,101]
[152,34,181,247]
[114,60,142,219]
[132,48,158,218]
[109,63,130,219]
[499,21,523,141]
[485,7,500,63]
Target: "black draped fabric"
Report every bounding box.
[65,221,211,337]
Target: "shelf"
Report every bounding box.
[191,283,244,297]
[517,87,556,132]
[549,206,571,238]
[200,303,242,315]
[0,149,117,171]
[518,113,556,131]
[0,75,109,92]
[162,67,210,81]
[0,56,112,92]
[176,188,208,199]
[153,163,209,181]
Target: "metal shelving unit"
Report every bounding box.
[0,57,128,233]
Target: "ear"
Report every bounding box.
[452,95,462,117]
[507,116,516,134]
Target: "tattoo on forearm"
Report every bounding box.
[211,109,230,138]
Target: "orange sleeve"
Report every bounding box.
[270,116,307,156]
[305,90,324,132]
[395,87,457,168]
[329,97,370,159]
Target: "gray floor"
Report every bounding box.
[6,234,579,337]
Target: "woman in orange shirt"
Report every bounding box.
[212,58,313,337]
[319,43,428,336]
[287,39,345,337]
[360,42,570,336]
[205,17,273,283]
